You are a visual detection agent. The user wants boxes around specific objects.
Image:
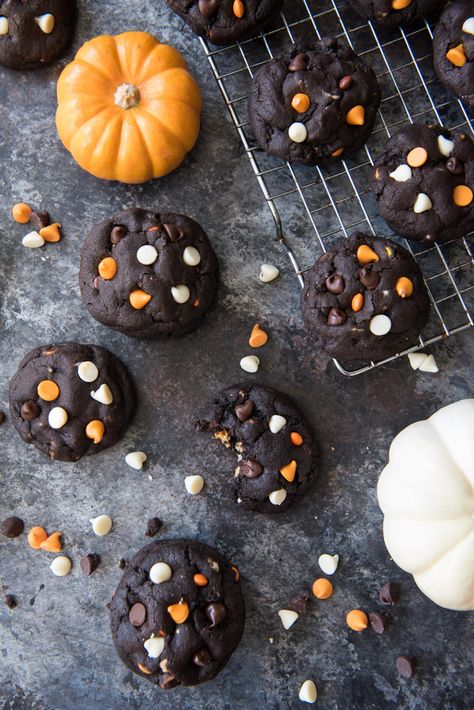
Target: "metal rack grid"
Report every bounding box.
[199,0,474,375]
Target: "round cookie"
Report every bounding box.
[9,342,134,462]
[79,208,219,339]
[248,39,381,166]
[110,539,245,688]
[0,0,76,70]
[352,0,445,28]
[371,123,474,244]
[301,232,431,362]
[164,0,283,45]
[433,0,474,107]
[196,384,319,514]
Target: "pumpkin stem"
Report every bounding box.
[114,83,140,110]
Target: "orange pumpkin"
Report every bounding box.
[56,32,202,184]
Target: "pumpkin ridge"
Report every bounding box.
[71,58,118,85]
[120,112,154,180]
[69,105,121,140]
[430,419,474,493]
[139,108,189,154]
[413,528,474,576]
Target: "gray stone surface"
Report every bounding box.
[0,1,473,709]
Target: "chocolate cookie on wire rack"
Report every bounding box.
[352,0,445,28]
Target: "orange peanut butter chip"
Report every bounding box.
[395,276,414,298]
[453,185,473,207]
[346,609,369,631]
[167,599,190,624]
[291,93,310,113]
[39,531,63,553]
[98,256,117,280]
[446,44,467,67]
[85,420,105,444]
[138,663,152,675]
[39,223,62,243]
[332,148,343,157]
[37,380,60,402]
[356,244,379,265]
[392,0,412,9]
[28,526,48,549]
[249,324,268,348]
[12,202,32,224]
[346,105,365,126]
[290,431,303,446]
[233,0,245,18]
[312,578,334,600]
[193,573,208,587]
[407,147,428,168]
[351,293,364,312]
[280,460,297,483]
[129,289,152,310]
[231,565,240,582]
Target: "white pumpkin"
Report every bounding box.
[377,399,474,611]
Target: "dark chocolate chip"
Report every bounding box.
[80,554,100,577]
[396,655,415,679]
[110,225,127,245]
[239,459,263,478]
[287,591,311,615]
[446,156,464,175]
[198,0,219,18]
[369,611,389,634]
[30,210,50,231]
[145,517,163,537]
[206,602,227,627]
[5,594,17,609]
[235,400,254,422]
[20,400,40,421]
[339,75,353,90]
[1,516,24,538]
[289,53,307,72]
[359,268,380,290]
[118,558,127,570]
[129,602,147,627]
[162,223,183,242]
[0,410,6,425]
[327,307,347,326]
[325,273,345,295]
[193,647,212,667]
[379,581,399,605]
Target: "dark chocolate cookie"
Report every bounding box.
[433,0,474,107]
[301,232,431,362]
[9,342,134,462]
[196,384,319,514]
[352,0,444,28]
[164,0,283,45]
[371,123,474,243]
[79,208,219,339]
[110,539,245,688]
[0,0,76,70]
[248,39,381,166]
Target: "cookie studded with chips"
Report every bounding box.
[9,342,134,462]
[301,232,431,362]
[79,208,219,339]
[110,539,245,688]
[433,0,474,107]
[352,0,444,28]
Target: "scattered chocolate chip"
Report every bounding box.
[339,75,353,90]
[0,410,5,425]
[198,0,219,19]
[446,156,464,175]
[118,558,127,570]
[4,594,17,609]
[239,459,263,478]
[289,53,307,72]
[20,400,40,421]
[80,554,100,577]
[110,225,127,245]
[327,307,347,326]
[129,602,147,627]
[325,273,345,295]
[162,223,182,242]
[30,210,50,231]
[1,516,24,538]
[359,268,380,290]
[369,611,389,634]
[287,591,311,615]
[396,655,415,679]
[145,517,163,537]
[193,647,212,666]
[379,581,399,605]
[206,602,227,627]
[235,400,254,422]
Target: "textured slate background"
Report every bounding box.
[0,1,473,709]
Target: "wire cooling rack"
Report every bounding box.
[199,0,474,375]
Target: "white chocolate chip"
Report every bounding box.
[50,556,72,577]
[0,16,9,35]
[90,515,112,536]
[90,384,113,405]
[22,231,45,249]
[48,407,68,430]
[318,553,339,575]
[125,451,148,470]
[208,558,220,572]
[278,609,299,629]
[240,356,260,373]
[149,562,172,584]
[183,246,201,266]
[462,17,474,36]
[389,164,412,182]
[259,264,280,283]
[369,314,392,336]
[299,680,318,704]
[136,245,158,265]
[269,415,287,434]
[77,361,99,383]
[419,354,439,373]
[408,352,429,370]
[171,284,190,304]
[144,636,165,659]
[185,474,204,495]
[269,489,287,506]
[413,193,432,213]
[437,134,454,157]
[288,122,307,143]
[35,13,55,34]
